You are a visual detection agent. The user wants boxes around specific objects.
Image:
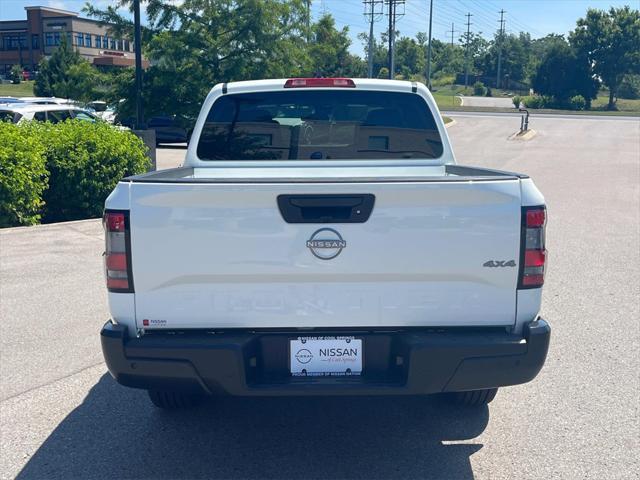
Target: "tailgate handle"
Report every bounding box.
[277,194,375,223]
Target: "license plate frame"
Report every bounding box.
[289,336,363,377]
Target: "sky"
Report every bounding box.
[1,0,636,56]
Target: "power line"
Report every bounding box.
[480,0,544,36]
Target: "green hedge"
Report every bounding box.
[0,120,150,227]
[0,123,48,227]
[473,81,486,96]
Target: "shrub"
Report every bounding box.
[0,122,48,227]
[485,87,493,97]
[617,75,640,99]
[377,67,389,79]
[473,81,486,96]
[36,121,150,223]
[431,75,455,87]
[10,65,22,84]
[522,95,550,109]
[512,95,522,108]
[568,95,587,110]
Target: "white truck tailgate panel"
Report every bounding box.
[130,180,521,329]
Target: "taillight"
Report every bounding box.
[103,210,133,292]
[284,78,356,88]
[519,206,547,288]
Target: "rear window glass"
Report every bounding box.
[47,110,71,124]
[197,90,443,161]
[0,111,16,123]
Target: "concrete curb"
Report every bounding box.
[0,218,100,234]
[445,119,457,128]
[508,129,537,141]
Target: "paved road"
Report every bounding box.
[155,143,187,170]
[1,115,639,479]
[444,110,640,121]
[459,96,515,108]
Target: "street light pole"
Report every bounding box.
[425,0,433,89]
[133,0,143,129]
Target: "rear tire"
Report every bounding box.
[448,388,498,407]
[147,389,202,409]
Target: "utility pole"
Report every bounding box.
[385,0,405,79]
[496,9,506,89]
[388,0,394,79]
[133,0,143,129]
[306,0,311,43]
[425,0,434,89]
[449,22,455,47]
[464,12,472,89]
[364,0,383,78]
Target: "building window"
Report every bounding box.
[3,34,27,50]
[85,34,91,48]
[32,34,39,49]
[45,33,54,46]
[110,38,116,50]
[124,40,130,51]
[53,32,60,46]
[117,39,123,51]
[95,35,101,49]
[76,32,84,47]
[103,36,108,49]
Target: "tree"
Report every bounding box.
[431,40,464,77]
[458,32,490,77]
[570,6,640,110]
[34,34,82,97]
[532,40,599,107]
[394,36,425,79]
[480,32,532,84]
[10,65,23,84]
[88,0,311,121]
[358,32,389,78]
[308,15,364,77]
[52,61,104,103]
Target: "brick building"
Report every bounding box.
[0,6,145,76]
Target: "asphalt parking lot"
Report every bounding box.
[1,113,638,479]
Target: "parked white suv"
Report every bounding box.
[101,78,550,409]
[0,103,99,124]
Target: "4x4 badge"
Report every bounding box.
[483,260,517,267]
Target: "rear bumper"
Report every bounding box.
[101,319,550,396]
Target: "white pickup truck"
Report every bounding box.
[101,78,550,409]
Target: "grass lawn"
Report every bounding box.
[591,94,640,113]
[432,92,462,109]
[0,81,35,97]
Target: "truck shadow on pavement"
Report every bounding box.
[17,374,488,479]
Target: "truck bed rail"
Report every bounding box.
[124,165,528,184]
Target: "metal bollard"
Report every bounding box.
[519,108,530,132]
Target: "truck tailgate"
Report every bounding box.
[128,178,521,330]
